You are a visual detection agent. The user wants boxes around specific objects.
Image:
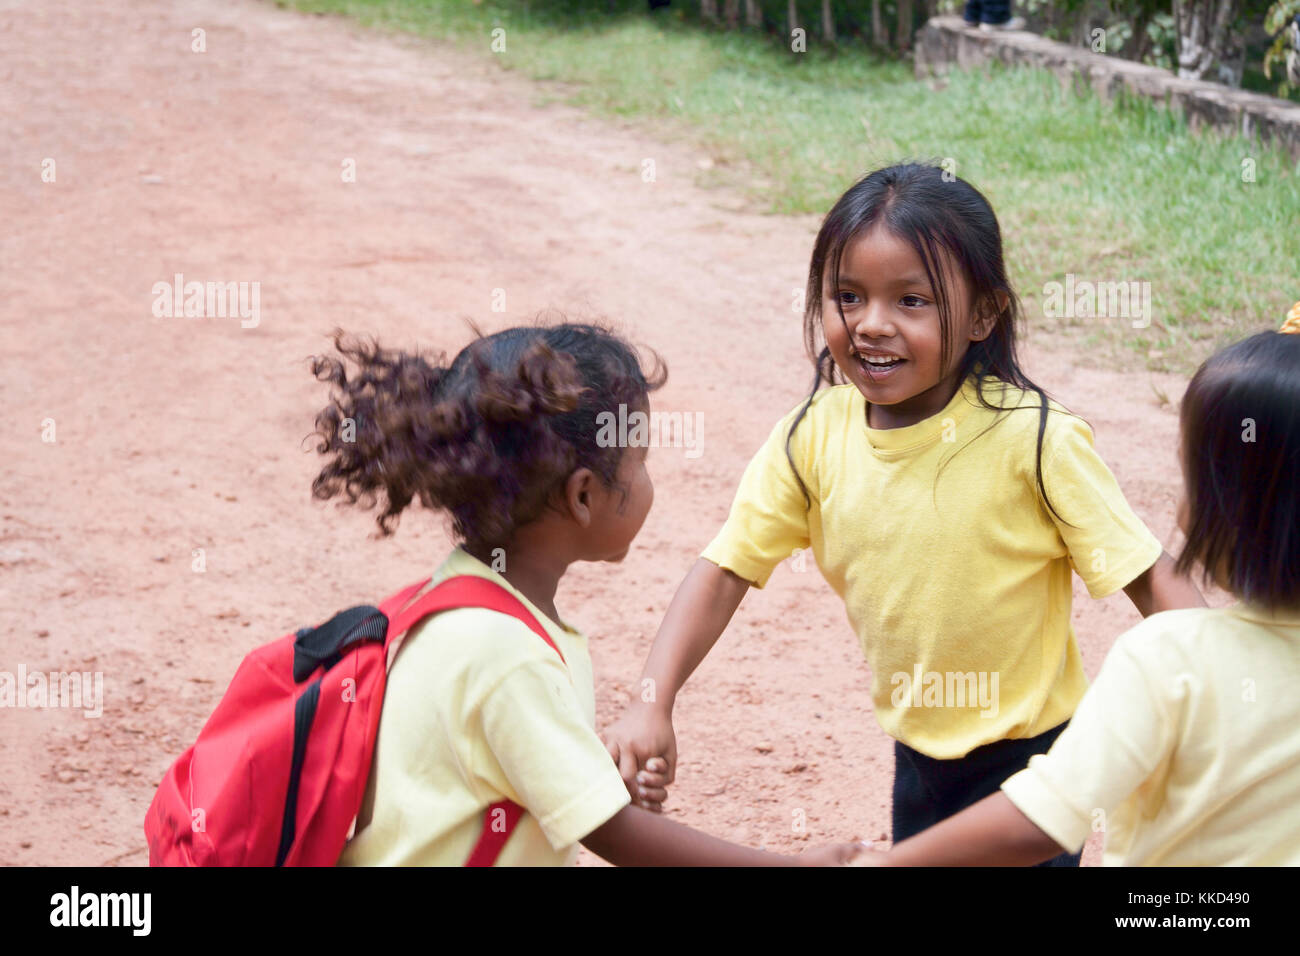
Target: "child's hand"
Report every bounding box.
[601,705,677,811]
[629,757,671,812]
[796,841,870,866]
[844,842,890,866]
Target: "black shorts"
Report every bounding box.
[892,721,1082,867]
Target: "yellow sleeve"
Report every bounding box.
[700,402,816,589]
[476,653,631,851]
[1000,622,1178,852]
[1039,415,1162,598]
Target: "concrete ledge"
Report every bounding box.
[915,16,1300,159]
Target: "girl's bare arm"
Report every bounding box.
[582,804,853,866]
[638,558,752,712]
[1123,551,1205,617]
[883,792,1066,867]
[601,558,751,797]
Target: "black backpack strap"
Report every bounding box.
[276,604,387,866]
[292,605,386,683]
[275,679,321,867]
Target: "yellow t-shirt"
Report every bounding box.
[337,547,630,866]
[1002,603,1300,865]
[701,374,1162,759]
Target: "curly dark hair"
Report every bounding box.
[309,320,666,548]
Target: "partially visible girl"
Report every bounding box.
[861,324,1300,865]
[316,322,859,866]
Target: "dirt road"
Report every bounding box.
[1,0,1198,865]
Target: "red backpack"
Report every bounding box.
[144,575,563,866]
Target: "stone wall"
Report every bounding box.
[915,16,1300,160]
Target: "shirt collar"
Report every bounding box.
[1225,602,1300,627]
[442,546,581,635]
[861,374,984,456]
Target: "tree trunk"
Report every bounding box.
[872,0,888,48]
[745,0,761,28]
[897,0,914,52]
[1172,0,1239,81]
[701,0,719,23]
[723,0,740,28]
[821,0,835,42]
[788,0,799,36]
[1131,8,1153,64]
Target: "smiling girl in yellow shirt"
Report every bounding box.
[603,163,1205,866]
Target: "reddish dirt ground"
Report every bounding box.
[1,0,1213,866]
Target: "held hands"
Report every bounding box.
[796,841,873,866]
[626,756,671,811]
[600,698,877,864]
[601,701,676,812]
[601,704,877,865]
[843,841,890,866]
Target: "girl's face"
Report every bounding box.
[588,442,654,563]
[822,224,994,430]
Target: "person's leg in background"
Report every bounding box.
[976,0,1011,24]
[977,0,1026,31]
[963,1,984,27]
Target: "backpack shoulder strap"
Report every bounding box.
[381,574,568,868]
[385,574,566,664]
[378,577,433,622]
[465,800,526,868]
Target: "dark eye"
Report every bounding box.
[901,294,929,308]
[836,291,860,305]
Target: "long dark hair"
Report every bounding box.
[1176,330,1300,610]
[790,162,1067,520]
[310,320,666,548]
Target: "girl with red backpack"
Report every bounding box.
[148,321,860,866]
[268,321,859,866]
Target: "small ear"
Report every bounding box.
[562,467,597,528]
[972,291,1008,342]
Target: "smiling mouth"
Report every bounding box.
[853,352,906,377]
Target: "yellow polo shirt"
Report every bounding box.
[1002,604,1300,865]
[337,548,630,866]
[702,375,1162,759]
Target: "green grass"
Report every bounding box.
[276,0,1300,373]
